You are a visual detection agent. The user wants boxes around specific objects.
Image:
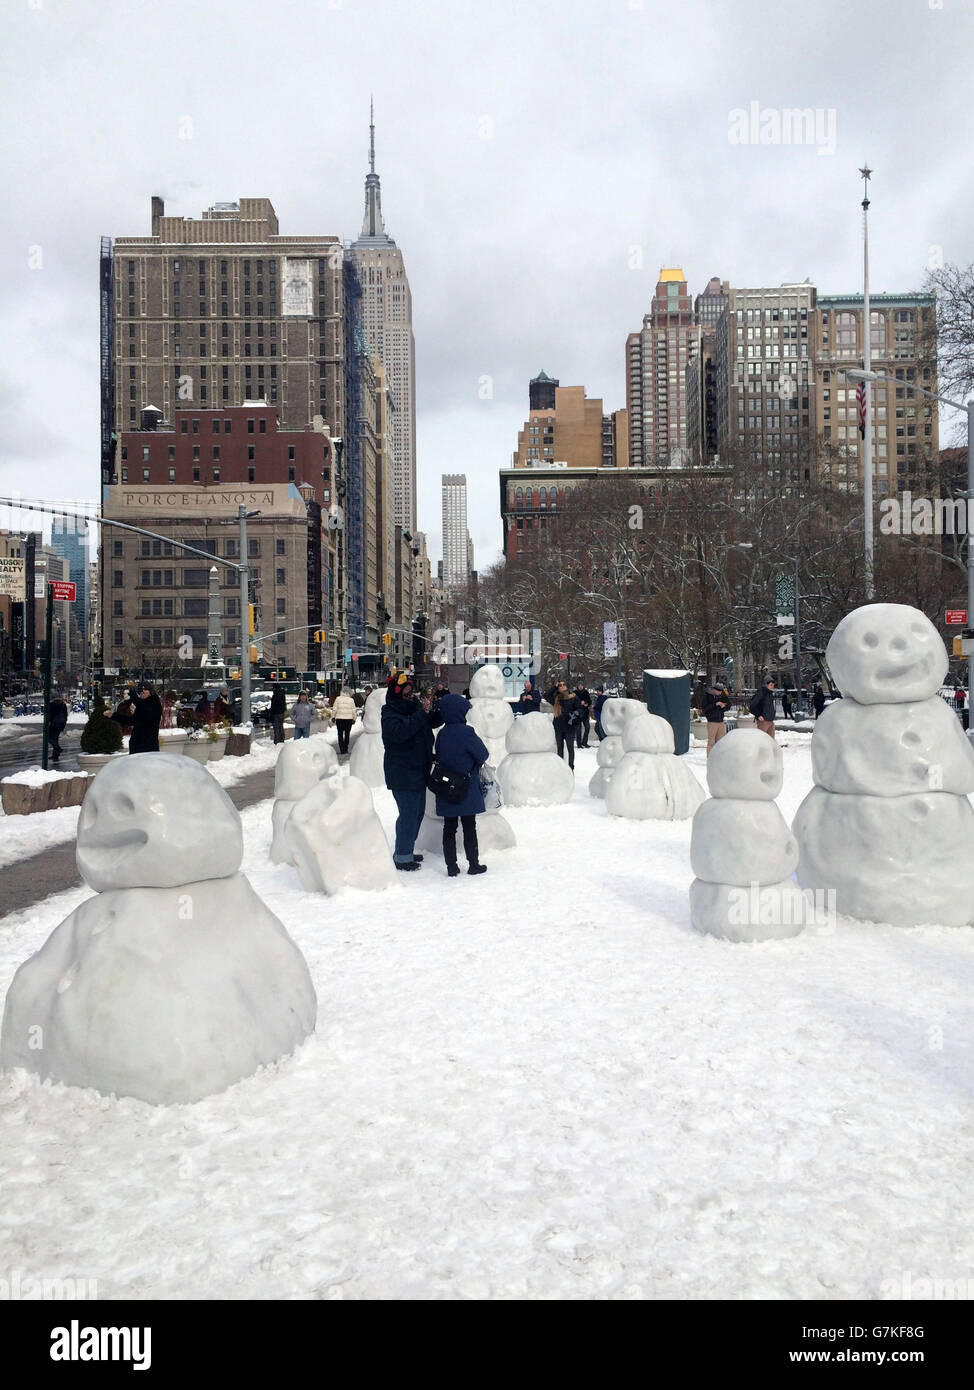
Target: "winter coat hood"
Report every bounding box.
[438,693,471,725]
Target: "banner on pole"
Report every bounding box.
[775,575,796,627]
[603,621,618,658]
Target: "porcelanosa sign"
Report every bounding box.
[105,487,301,517]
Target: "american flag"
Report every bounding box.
[856,378,867,438]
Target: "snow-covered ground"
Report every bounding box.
[1,735,973,1300]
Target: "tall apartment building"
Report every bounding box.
[812,293,938,494]
[50,515,89,667]
[441,474,470,590]
[713,282,817,483]
[349,108,417,531]
[111,197,346,436]
[626,268,695,468]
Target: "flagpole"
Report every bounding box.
[860,164,874,599]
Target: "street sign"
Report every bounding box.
[945,609,967,626]
[558,652,568,661]
[344,647,353,662]
[50,580,77,602]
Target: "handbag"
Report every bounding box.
[427,759,470,804]
[480,763,502,811]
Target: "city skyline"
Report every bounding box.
[2,0,972,574]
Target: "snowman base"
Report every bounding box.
[286,776,397,893]
[605,752,704,820]
[794,785,974,927]
[0,874,316,1105]
[689,877,809,942]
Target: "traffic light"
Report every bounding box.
[313,629,327,644]
[382,632,392,646]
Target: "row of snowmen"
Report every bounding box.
[4,602,971,1111]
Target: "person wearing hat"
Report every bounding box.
[123,681,163,754]
[380,671,437,870]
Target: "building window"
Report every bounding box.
[248,539,260,557]
[247,418,254,433]
[213,467,220,482]
[193,467,200,482]
[259,419,266,433]
[276,539,286,556]
[247,467,255,482]
[276,568,286,584]
[113,600,123,617]
[113,539,123,557]
[288,445,295,461]
[192,419,200,434]
[142,468,150,482]
[288,466,295,481]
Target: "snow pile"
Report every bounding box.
[1,740,973,1298]
[2,768,92,787]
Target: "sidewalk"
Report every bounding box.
[0,763,278,922]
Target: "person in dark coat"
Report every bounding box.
[592,685,607,740]
[515,681,541,716]
[545,681,581,769]
[749,678,777,738]
[121,682,163,753]
[433,693,490,876]
[48,692,69,761]
[196,691,214,723]
[213,689,232,723]
[269,685,287,743]
[573,682,592,747]
[781,688,793,720]
[112,689,136,736]
[381,672,436,870]
[702,685,728,755]
[812,684,827,718]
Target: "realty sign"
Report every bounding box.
[50,580,77,602]
[0,557,25,601]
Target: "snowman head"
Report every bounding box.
[275,737,339,801]
[600,697,645,736]
[506,711,555,753]
[707,728,783,800]
[76,753,242,891]
[469,665,506,700]
[826,603,947,705]
[362,687,386,731]
[622,713,675,754]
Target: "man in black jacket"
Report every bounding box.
[381,672,438,870]
[516,681,541,716]
[48,691,69,761]
[749,677,777,739]
[269,685,287,743]
[573,682,592,747]
[702,685,728,756]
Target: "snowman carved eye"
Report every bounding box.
[890,636,907,652]
[862,632,879,648]
[909,622,929,639]
[112,793,135,818]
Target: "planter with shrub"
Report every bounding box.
[77,690,126,773]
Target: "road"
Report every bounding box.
[0,722,82,775]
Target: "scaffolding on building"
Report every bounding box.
[342,257,367,649]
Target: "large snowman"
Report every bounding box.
[793,602,974,926]
[496,711,574,806]
[348,688,386,788]
[604,712,705,820]
[690,729,808,941]
[589,697,646,798]
[466,665,514,768]
[0,754,316,1105]
[270,736,339,863]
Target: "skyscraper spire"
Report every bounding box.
[359,99,387,241]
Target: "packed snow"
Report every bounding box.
[1,732,973,1299]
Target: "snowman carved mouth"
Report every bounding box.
[876,660,923,682]
[84,828,150,852]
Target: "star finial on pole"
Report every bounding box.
[859,163,872,209]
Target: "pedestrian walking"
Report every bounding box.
[269,685,287,743]
[381,671,435,870]
[574,681,592,747]
[592,685,607,740]
[546,680,581,769]
[48,691,68,762]
[781,688,793,720]
[331,686,357,755]
[433,693,490,877]
[749,677,777,739]
[812,683,826,719]
[702,684,728,755]
[117,681,162,753]
[290,690,315,740]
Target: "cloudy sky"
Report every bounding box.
[2,0,972,571]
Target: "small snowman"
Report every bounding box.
[270,737,339,864]
[605,712,705,820]
[589,697,647,798]
[689,730,808,941]
[0,754,316,1106]
[285,774,398,893]
[495,711,574,806]
[466,665,515,767]
[794,602,974,926]
[348,688,386,788]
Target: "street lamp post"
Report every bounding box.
[844,369,974,704]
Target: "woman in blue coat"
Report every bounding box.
[434,693,490,877]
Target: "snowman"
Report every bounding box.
[605,712,705,820]
[589,697,645,798]
[0,754,316,1106]
[466,664,514,768]
[689,729,808,941]
[793,602,974,927]
[495,711,574,806]
[348,687,386,788]
[285,774,398,893]
[270,737,339,864]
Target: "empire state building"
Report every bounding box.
[350,104,417,532]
